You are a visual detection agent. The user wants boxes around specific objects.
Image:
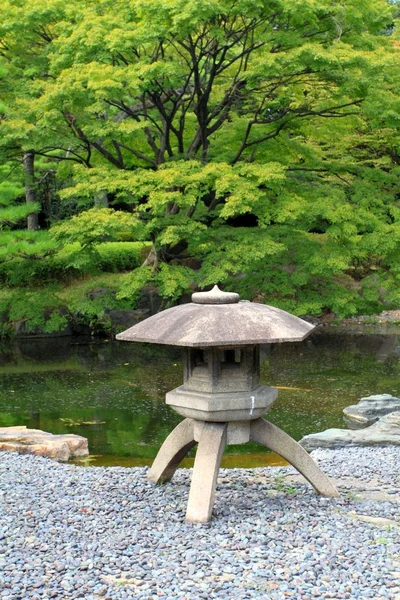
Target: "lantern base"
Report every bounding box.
[148,417,339,523]
[166,384,278,422]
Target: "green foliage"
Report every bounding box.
[0,230,57,259]
[0,287,69,335]
[50,208,140,247]
[118,263,194,305]
[57,274,133,333]
[0,165,38,227]
[95,242,151,272]
[48,207,144,272]
[0,0,400,332]
[0,240,147,285]
[0,273,135,337]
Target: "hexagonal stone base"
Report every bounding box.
[166,384,278,421]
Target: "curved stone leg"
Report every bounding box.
[148,418,196,484]
[186,423,227,523]
[250,418,339,497]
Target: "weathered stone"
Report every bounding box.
[107,309,150,331]
[299,412,400,450]
[192,285,240,305]
[166,385,278,422]
[136,285,163,314]
[148,415,339,523]
[251,419,339,497]
[186,422,227,523]
[121,283,336,523]
[343,394,400,429]
[0,426,89,461]
[194,420,251,445]
[116,285,314,347]
[148,419,196,484]
[347,512,400,528]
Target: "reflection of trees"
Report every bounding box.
[115,362,182,401]
[104,407,180,458]
[2,333,400,461]
[1,338,180,374]
[259,330,400,441]
[354,335,398,362]
[264,332,400,382]
[0,412,22,426]
[29,410,41,429]
[0,359,182,458]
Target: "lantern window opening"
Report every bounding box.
[189,348,209,377]
[194,349,207,366]
[222,349,242,365]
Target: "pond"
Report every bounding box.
[1,326,400,468]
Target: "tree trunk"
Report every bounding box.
[24,151,39,230]
[141,243,159,273]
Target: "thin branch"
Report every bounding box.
[33,150,88,165]
[287,167,353,185]
[117,142,157,166]
[112,140,125,168]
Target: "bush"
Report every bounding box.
[0,288,69,336]
[0,241,151,287]
[0,256,78,286]
[0,273,137,337]
[54,241,150,275]
[93,242,150,272]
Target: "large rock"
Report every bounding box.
[0,426,89,461]
[343,394,400,429]
[299,412,400,450]
[108,308,150,332]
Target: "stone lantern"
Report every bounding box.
[117,286,338,522]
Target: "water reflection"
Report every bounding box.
[1,327,400,468]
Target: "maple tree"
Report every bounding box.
[0,0,399,332]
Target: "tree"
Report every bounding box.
[1,0,399,318]
[0,0,92,232]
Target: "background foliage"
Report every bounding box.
[0,0,400,334]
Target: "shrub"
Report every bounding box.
[89,242,150,272]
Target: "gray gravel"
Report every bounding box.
[0,446,399,600]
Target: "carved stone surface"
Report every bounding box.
[183,346,260,394]
[0,426,89,461]
[148,416,339,523]
[251,419,339,497]
[343,394,400,429]
[166,385,278,421]
[299,412,400,450]
[118,283,333,523]
[192,285,240,304]
[148,419,196,484]
[186,422,227,523]
[116,288,314,347]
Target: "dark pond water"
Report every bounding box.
[1,326,400,468]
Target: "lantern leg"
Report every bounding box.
[250,418,339,497]
[148,418,196,484]
[186,422,227,523]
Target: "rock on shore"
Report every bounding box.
[0,426,88,461]
[300,393,400,450]
[343,394,400,429]
[300,412,400,450]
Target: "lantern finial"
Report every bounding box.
[192,285,240,305]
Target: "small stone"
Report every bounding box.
[0,448,397,599]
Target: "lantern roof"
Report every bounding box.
[116,286,314,348]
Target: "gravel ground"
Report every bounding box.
[0,446,399,600]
